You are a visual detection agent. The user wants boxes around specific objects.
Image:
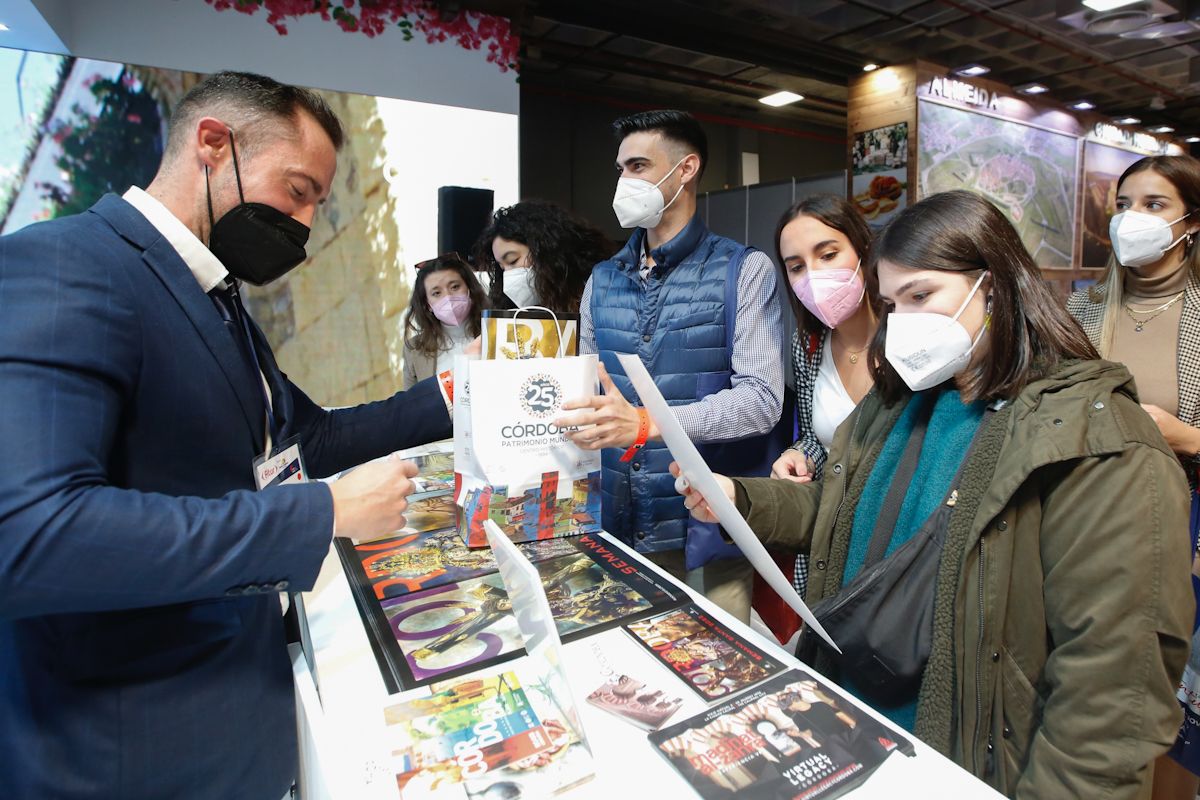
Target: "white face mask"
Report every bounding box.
[1109,210,1193,268]
[885,272,988,393]
[503,266,537,308]
[612,157,687,229]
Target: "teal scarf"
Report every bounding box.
[841,388,985,730]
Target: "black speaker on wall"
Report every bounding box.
[438,186,494,263]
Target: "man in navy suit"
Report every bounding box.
[0,72,451,798]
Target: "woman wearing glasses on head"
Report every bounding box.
[401,253,488,389]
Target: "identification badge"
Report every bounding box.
[253,436,307,490]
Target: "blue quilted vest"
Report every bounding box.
[592,214,789,568]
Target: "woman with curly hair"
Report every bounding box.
[474,199,614,313]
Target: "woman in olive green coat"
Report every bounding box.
[676,190,1193,799]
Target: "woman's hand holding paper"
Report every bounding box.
[669,461,734,525]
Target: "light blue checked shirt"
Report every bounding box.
[579,249,784,442]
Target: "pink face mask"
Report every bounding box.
[431,293,472,326]
[790,260,866,329]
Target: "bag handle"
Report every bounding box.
[510,305,567,359]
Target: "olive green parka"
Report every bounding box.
[734,359,1193,799]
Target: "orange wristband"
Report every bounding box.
[620,408,650,463]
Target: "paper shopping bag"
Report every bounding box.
[481,309,579,360]
[456,354,601,548]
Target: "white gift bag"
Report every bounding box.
[456,354,601,548]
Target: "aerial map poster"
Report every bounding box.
[917,99,1080,269]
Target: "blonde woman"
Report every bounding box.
[1067,153,1200,800]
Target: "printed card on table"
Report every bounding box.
[625,604,785,702]
[649,669,915,799]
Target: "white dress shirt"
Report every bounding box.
[123,186,276,452]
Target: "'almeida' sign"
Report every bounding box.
[924,76,1002,112]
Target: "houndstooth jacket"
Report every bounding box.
[789,327,830,478]
[1067,275,1200,485]
[788,326,829,595]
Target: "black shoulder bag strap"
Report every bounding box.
[862,393,936,570]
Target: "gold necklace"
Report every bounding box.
[837,338,870,364]
[1124,291,1184,332]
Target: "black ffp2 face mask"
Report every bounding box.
[205,129,311,286]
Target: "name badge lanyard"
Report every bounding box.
[221,281,279,448]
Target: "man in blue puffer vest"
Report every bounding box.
[555,110,786,622]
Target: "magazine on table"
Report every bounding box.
[625,603,787,701]
[585,672,686,732]
[336,528,580,602]
[382,666,595,799]
[339,532,685,693]
[379,520,597,799]
[650,669,915,799]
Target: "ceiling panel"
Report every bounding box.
[508,0,1199,138]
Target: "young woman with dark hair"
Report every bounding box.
[473,199,613,313]
[1067,154,1200,800]
[768,195,880,601]
[674,189,1192,798]
[401,253,487,388]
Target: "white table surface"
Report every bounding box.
[296,531,1003,800]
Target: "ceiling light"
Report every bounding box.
[759,91,803,107]
[863,63,880,72]
[1121,21,1199,39]
[1017,83,1049,95]
[1186,136,1200,143]
[1116,116,1141,125]
[1149,125,1174,133]
[1071,100,1095,110]
[1081,0,1142,11]
[955,64,990,77]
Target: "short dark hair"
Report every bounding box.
[612,109,707,178]
[868,190,1098,404]
[774,194,879,339]
[165,71,344,159]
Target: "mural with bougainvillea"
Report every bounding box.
[40,69,164,218]
[204,0,519,73]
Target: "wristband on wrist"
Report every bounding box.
[620,407,651,463]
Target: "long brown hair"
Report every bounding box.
[403,255,487,359]
[774,194,878,339]
[1094,154,1200,356]
[868,190,1098,404]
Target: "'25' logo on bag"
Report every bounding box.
[519,374,562,419]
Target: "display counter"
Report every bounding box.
[293,528,1003,800]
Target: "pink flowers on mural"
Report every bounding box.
[204,0,519,73]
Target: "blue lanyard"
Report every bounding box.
[219,282,279,444]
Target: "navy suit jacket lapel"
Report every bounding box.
[90,194,265,449]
